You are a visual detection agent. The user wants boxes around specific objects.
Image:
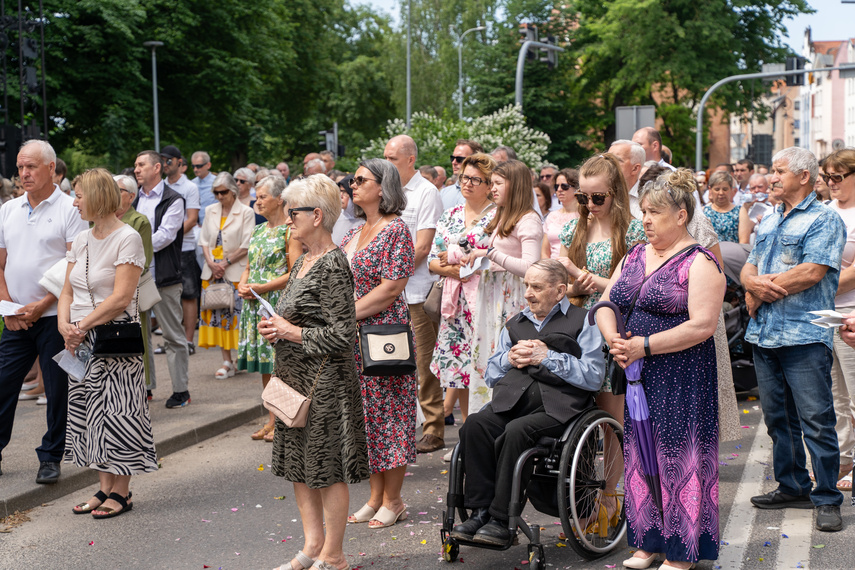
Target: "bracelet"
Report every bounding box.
[225,257,231,265]
[644,336,652,358]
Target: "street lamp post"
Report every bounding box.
[457,26,486,120]
[143,41,164,150]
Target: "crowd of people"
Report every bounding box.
[0,129,853,570]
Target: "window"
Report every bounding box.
[793,119,800,129]
[794,100,801,111]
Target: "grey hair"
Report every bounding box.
[540,163,559,172]
[610,139,645,166]
[113,174,138,198]
[305,158,326,174]
[491,145,518,160]
[212,172,239,197]
[283,174,341,233]
[530,259,569,286]
[233,167,256,186]
[257,174,286,199]
[354,158,407,218]
[772,147,819,186]
[640,168,697,224]
[192,151,211,164]
[20,139,57,166]
[748,173,768,187]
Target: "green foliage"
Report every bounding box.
[361,104,550,169]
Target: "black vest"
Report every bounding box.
[134,185,184,288]
[491,304,595,423]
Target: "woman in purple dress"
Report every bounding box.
[595,169,725,570]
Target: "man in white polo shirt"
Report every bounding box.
[0,140,87,483]
[384,135,446,453]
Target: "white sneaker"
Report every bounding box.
[18,392,40,401]
[21,381,39,391]
[443,450,453,463]
[37,396,47,405]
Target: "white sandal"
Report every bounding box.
[215,361,235,379]
[274,550,315,570]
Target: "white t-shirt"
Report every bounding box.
[831,200,855,307]
[400,171,443,304]
[66,225,145,323]
[0,187,88,316]
[168,175,201,252]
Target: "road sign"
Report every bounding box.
[615,106,655,141]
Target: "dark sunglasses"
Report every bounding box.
[539,174,554,181]
[820,171,855,185]
[235,178,248,184]
[192,163,206,169]
[459,174,488,186]
[350,175,378,187]
[575,192,611,206]
[450,155,467,163]
[554,183,574,192]
[212,189,230,196]
[288,206,316,219]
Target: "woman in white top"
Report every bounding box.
[58,169,157,519]
[541,168,580,259]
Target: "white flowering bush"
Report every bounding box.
[361,104,551,169]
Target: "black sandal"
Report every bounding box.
[92,492,133,519]
[72,490,109,515]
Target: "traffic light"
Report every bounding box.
[786,56,806,86]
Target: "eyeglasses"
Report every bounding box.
[554,183,574,192]
[459,174,488,187]
[574,192,611,206]
[235,178,248,184]
[192,163,206,169]
[539,174,555,181]
[450,155,467,163]
[212,189,230,196]
[288,206,316,219]
[350,175,378,187]
[820,171,855,185]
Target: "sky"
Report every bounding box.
[357,0,854,53]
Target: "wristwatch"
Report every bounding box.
[225,257,231,266]
[644,336,652,358]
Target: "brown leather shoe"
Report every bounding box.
[416,434,445,453]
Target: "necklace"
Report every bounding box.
[305,244,334,263]
[357,215,386,249]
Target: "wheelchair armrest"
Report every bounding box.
[535,436,559,452]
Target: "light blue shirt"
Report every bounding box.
[192,172,217,225]
[745,191,846,350]
[485,298,605,392]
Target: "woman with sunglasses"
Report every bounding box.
[463,159,543,415]
[234,167,266,225]
[341,159,417,531]
[541,168,580,259]
[822,148,855,493]
[198,172,256,379]
[428,153,498,431]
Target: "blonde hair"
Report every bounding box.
[77,168,121,218]
[283,174,341,233]
[485,159,535,238]
[708,171,734,189]
[459,152,498,182]
[639,168,696,223]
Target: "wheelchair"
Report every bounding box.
[440,407,626,569]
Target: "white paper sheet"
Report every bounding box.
[459,256,486,279]
[0,300,25,317]
[250,288,276,319]
[52,350,87,381]
[808,310,845,329]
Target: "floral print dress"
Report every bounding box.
[428,203,496,389]
[237,223,290,374]
[703,204,739,243]
[343,218,417,473]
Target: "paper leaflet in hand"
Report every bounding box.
[459,256,485,279]
[0,300,25,317]
[53,350,87,381]
[808,310,845,329]
[251,288,276,319]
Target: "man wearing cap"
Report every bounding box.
[160,145,201,356]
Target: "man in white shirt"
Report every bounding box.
[632,127,676,171]
[0,140,87,483]
[384,135,446,453]
[134,150,190,409]
[608,139,645,219]
[732,158,755,205]
[161,145,201,355]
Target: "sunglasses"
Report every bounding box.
[235,178,248,184]
[350,175,378,187]
[554,183,574,192]
[820,171,855,185]
[192,163,206,169]
[288,206,316,219]
[539,174,554,181]
[164,158,176,166]
[575,192,611,206]
[450,155,467,163]
[212,189,230,196]
[459,174,488,187]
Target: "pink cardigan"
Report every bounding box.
[486,211,543,277]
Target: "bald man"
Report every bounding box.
[384,135,446,453]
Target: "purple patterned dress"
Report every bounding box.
[609,243,720,563]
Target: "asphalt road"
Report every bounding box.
[1,392,853,570]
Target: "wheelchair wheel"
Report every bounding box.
[557,408,626,560]
[442,537,459,562]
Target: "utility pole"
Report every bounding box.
[143,41,164,150]
[457,26,485,120]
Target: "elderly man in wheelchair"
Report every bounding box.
[448,259,607,549]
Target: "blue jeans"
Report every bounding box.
[754,343,843,506]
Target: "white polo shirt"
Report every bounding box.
[400,171,443,304]
[167,174,201,252]
[0,186,88,316]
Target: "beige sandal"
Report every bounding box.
[274,550,315,570]
[368,505,407,528]
[251,424,274,440]
[347,503,376,523]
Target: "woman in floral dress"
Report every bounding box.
[342,159,416,530]
[541,168,580,259]
[429,153,497,425]
[703,171,740,243]
[237,176,302,442]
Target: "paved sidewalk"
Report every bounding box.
[0,344,268,517]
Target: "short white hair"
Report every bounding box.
[610,139,645,166]
[20,139,57,166]
[233,167,256,186]
[773,147,819,186]
[113,174,138,198]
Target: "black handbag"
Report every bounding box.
[86,236,145,359]
[605,244,698,395]
[358,323,417,376]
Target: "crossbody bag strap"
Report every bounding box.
[305,355,329,400]
[85,235,141,323]
[623,243,699,324]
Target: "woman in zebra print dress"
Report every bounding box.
[58,169,157,519]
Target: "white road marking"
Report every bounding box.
[778,508,813,569]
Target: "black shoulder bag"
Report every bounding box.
[606,244,698,395]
